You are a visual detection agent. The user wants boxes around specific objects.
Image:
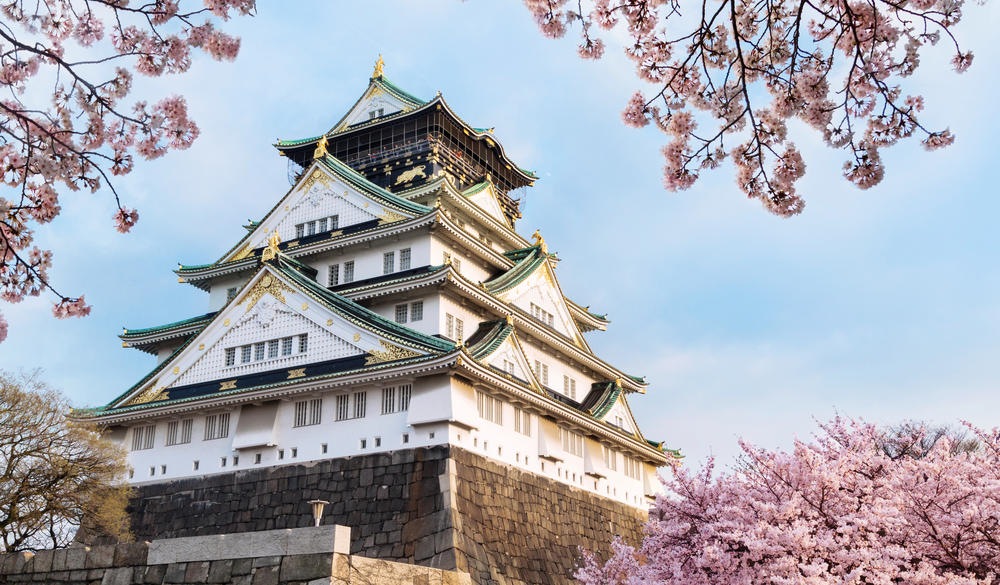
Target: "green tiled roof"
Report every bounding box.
[461,181,491,197]
[375,76,427,108]
[122,312,216,338]
[465,320,514,360]
[483,246,549,295]
[274,134,324,148]
[580,380,623,419]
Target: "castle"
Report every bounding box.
[79,58,675,585]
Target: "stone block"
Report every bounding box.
[50,548,68,572]
[250,565,278,585]
[184,560,210,582]
[231,558,253,576]
[85,545,115,569]
[278,553,333,581]
[113,542,148,567]
[29,550,53,573]
[206,560,233,583]
[414,536,436,562]
[100,567,133,585]
[162,562,186,584]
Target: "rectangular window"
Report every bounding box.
[603,446,618,471]
[380,384,411,414]
[166,420,189,446]
[410,301,423,321]
[514,407,531,436]
[328,264,339,286]
[294,398,322,427]
[399,248,411,270]
[535,361,549,386]
[225,347,236,367]
[445,313,454,339]
[204,413,230,441]
[353,391,367,419]
[131,425,155,450]
[335,394,350,421]
[343,261,354,283]
[241,345,252,364]
[563,375,577,400]
[295,224,304,239]
[560,428,584,457]
[299,334,308,353]
[623,456,641,479]
[317,218,327,232]
[330,215,339,230]
[254,342,265,361]
[383,251,395,274]
[281,337,293,356]
[306,221,316,236]
[456,318,464,342]
[268,339,279,358]
[394,304,408,324]
[530,303,555,327]
[381,386,396,415]
[503,360,515,374]
[476,391,503,425]
[226,287,238,301]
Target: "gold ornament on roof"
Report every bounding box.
[261,230,281,262]
[364,340,421,365]
[372,54,385,79]
[230,243,254,262]
[313,135,329,160]
[127,385,168,406]
[532,229,548,254]
[240,273,294,313]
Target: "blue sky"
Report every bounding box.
[2,1,998,468]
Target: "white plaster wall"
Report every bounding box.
[208,274,250,312]
[438,297,484,345]
[429,236,493,284]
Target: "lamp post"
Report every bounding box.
[308,499,329,527]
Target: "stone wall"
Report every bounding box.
[0,526,470,585]
[121,446,649,584]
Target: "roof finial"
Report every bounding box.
[531,229,547,254]
[261,229,281,262]
[372,54,385,79]
[312,135,328,159]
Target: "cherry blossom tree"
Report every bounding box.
[578,417,1000,584]
[0,0,255,342]
[523,0,977,216]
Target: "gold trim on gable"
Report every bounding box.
[364,340,421,365]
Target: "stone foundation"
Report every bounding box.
[121,446,648,584]
[0,526,469,585]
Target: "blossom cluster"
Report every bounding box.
[577,417,1000,584]
[523,0,973,216]
[0,0,255,341]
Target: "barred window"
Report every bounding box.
[254,342,265,361]
[513,407,531,436]
[295,224,305,239]
[281,337,293,356]
[131,425,155,450]
[383,251,395,274]
[563,375,577,400]
[534,361,549,386]
[381,384,412,414]
[530,302,554,327]
[328,264,339,287]
[476,391,503,425]
[294,398,322,427]
[445,313,454,339]
[330,215,339,230]
[399,248,411,270]
[166,419,193,446]
[299,334,308,353]
[241,345,252,363]
[317,217,327,232]
[623,456,641,479]
[456,318,464,342]
[204,413,230,441]
[268,339,279,358]
[343,261,355,283]
[410,301,423,321]
[394,304,408,324]
[603,446,618,471]
[335,392,367,421]
[560,428,584,457]
[225,347,236,367]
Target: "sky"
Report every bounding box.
[2,1,999,469]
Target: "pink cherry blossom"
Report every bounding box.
[578,417,1000,584]
[0,0,255,341]
[522,0,976,216]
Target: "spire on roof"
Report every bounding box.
[532,229,548,254]
[313,135,328,159]
[372,54,385,79]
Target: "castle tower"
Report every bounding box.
[80,60,675,585]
